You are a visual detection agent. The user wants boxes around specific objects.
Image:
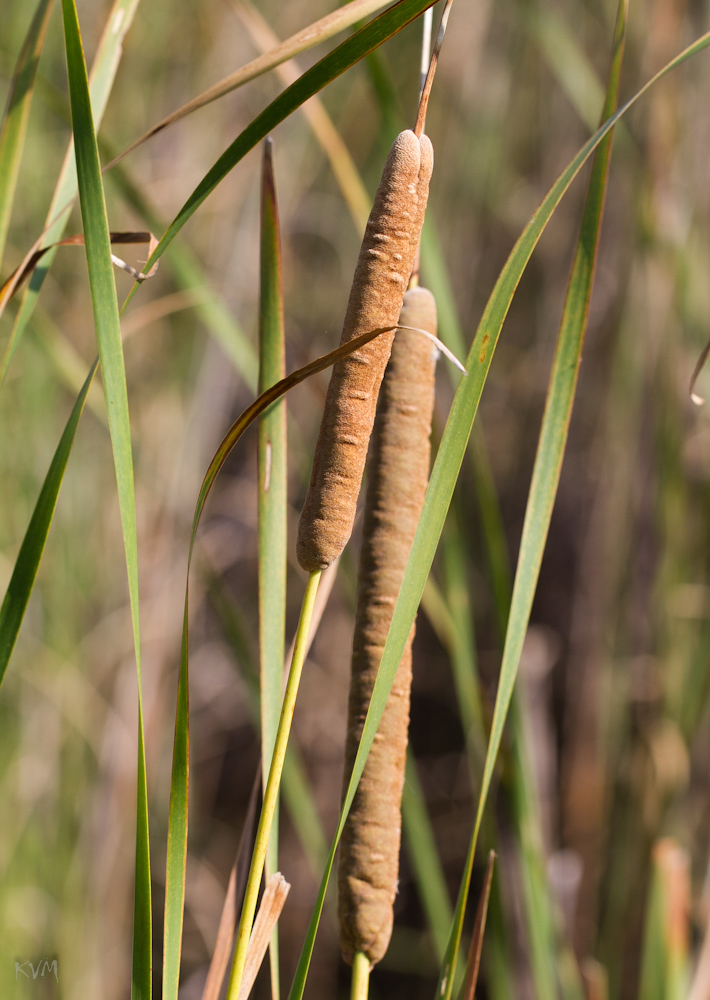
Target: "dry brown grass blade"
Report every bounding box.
[103,0,393,174]
[460,850,495,1000]
[237,872,291,1000]
[414,0,454,137]
[0,230,157,302]
[232,0,371,233]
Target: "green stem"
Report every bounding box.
[226,569,322,1000]
[351,952,370,1000]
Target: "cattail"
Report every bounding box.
[296,130,433,573]
[338,286,438,966]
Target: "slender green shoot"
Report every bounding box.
[226,569,322,1000]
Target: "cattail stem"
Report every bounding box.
[350,952,371,1000]
[226,569,322,1000]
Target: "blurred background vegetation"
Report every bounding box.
[3,0,710,997]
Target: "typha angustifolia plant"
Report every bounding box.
[337,282,440,998]
[223,12,452,995]
[7,0,710,997]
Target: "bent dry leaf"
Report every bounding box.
[286,18,710,1000]
[0,230,156,302]
[59,1,150,998]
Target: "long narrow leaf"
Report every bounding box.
[0,0,55,269]
[0,358,98,686]
[436,2,628,993]
[285,24,710,1000]
[1,0,141,384]
[59,3,150,998]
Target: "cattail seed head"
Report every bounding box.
[338,286,438,966]
[297,130,433,572]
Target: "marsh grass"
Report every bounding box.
[3,1,710,999]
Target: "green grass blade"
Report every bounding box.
[436,2,628,994]
[163,597,189,1000]
[402,751,453,962]
[1,0,141,385]
[124,0,439,305]
[59,2,150,997]
[0,357,98,687]
[286,19,710,1000]
[257,137,287,1000]
[0,0,55,269]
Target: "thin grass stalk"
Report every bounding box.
[225,570,322,1000]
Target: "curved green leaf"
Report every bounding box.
[0,358,98,685]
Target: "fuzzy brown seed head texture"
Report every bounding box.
[338,287,439,966]
[296,130,434,573]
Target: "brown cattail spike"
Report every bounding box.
[338,286,438,966]
[297,130,433,572]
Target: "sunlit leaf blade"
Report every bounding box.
[125,0,439,304]
[0,0,55,270]
[1,0,141,384]
[436,2,628,994]
[59,2,150,998]
[108,0,394,171]
[0,358,98,687]
[163,598,189,1000]
[258,136,287,1000]
[286,22,710,1000]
